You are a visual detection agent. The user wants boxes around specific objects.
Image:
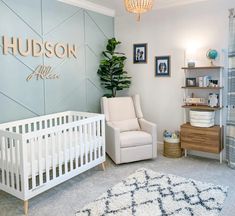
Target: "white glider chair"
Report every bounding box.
[101,95,157,164]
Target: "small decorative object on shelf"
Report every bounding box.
[208,80,219,88]
[184,93,207,106]
[187,61,195,68]
[186,78,197,87]
[184,96,207,106]
[203,76,212,87]
[208,93,219,107]
[163,130,182,158]
[206,49,218,66]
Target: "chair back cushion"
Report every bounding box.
[107,97,136,121]
[112,118,140,132]
[102,97,140,132]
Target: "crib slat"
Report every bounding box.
[0,137,5,184]
[31,138,36,189]
[38,136,43,185]
[58,132,62,176]
[15,140,19,190]
[97,120,101,158]
[79,126,83,166]
[52,133,56,179]
[93,122,97,160]
[69,129,73,171]
[45,134,50,182]
[63,130,68,174]
[84,124,88,164]
[4,137,10,186]
[74,127,79,169]
[101,118,105,157]
[21,124,25,134]
[10,138,14,188]
[41,120,44,130]
[88,123,92,162]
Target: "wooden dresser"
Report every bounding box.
[181,123,223,154]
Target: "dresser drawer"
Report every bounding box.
[180,123,223,154]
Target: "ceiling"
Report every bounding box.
[86,0,209,16]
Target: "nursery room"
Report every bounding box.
[0,0,235,215]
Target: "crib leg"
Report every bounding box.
[100,162,105,171]
[24,200,28,216]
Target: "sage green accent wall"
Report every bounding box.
[0,0,114,123]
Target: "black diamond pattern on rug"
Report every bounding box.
[76,168,228,216]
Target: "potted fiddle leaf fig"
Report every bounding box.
[97,38,131,98]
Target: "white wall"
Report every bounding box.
[115,0,234,143]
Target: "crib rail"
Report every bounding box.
[0,111,99,134]
[0,112,105,201]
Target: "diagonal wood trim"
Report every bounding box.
[0,44,35,72]
[0,90,40,116]
[0,0,42,38]
[85,11,109,39]
[44,9,82,36]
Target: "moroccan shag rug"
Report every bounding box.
[75,168,228,216]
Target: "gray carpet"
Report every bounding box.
[0,149,235,216]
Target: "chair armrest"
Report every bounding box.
[106,122,121,164]
[139,118,157,158]
[139,119,156,135]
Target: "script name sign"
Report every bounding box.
[1,36,78,81]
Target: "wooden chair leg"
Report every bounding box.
[24,200,28,216]
[100,162,105,171]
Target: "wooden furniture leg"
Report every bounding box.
[100,162,105,171]
[24,200,28,216]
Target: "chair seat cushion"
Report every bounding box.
[120,131,152,148]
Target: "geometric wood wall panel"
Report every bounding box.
[0,0,114,123]
[42,0,79,35]
[86,80,103,113]
[0,94,37,123]
[86,11,114,39]
[85,12,109,57]
[1,0,42,35]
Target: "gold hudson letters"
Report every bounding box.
[1,35,78,81]
[2,36,77,58]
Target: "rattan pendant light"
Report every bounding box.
[124,0,154,21]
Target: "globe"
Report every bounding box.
[206,49,218,66]
[207,49,218,60]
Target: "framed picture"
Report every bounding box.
[155,56,171,77]
[186,78,197,87]
[133,43,147,64]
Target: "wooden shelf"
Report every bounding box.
[182,66,224,70]
[182,105,223,111]
[181,86,223,90]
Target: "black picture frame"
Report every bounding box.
[133,43,147,64]
[186,78,197,87]
[155,56,171,77]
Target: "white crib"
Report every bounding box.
[0,111,105,215]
